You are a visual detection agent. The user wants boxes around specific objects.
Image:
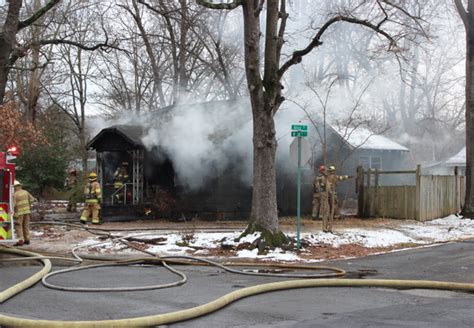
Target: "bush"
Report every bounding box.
[15,144,68,196]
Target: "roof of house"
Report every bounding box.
[87,125,145,150]
[445,147,465,166]
[333,127,409,151]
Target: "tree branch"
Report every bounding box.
[275,0,287,62]
[137,0,180,16]
[196,0,242,10]
[17,0,61,30]
[381,0,428,38]
[256,0,265,15]
[454,0,468,27]
[375,0,388,29]
[35,38,120,52]
[278,15,397,78]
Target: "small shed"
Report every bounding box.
[87,125,148,219]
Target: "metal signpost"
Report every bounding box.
[289,124,309,249]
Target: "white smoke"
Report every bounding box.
[140,99,253,190]
[89,98,311,191]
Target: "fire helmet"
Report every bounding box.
[319,165,326,172]
[13,180,21,187]
[328,165,336,172]
[89,172,97,181]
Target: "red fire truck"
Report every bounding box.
[0,146,19,242]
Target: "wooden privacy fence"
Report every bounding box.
[356,165,465,221]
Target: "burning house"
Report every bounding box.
[88,99,410,220]
[88,99,256,220]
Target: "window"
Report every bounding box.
[359,155,383,184]
[359,156,382,170]
[371,157,382,170]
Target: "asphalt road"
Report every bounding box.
[1,241,474,327]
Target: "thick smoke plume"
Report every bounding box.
[89,98,309,191]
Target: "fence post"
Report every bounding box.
[455,166,459,212]
[374,169,379,217]
[415,164,421,221]
[366,169,372,217]
[356,166,364,217]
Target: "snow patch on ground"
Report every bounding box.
[75,215,474,261]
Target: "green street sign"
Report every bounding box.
[291,124,308,131]
[291,131,308,137]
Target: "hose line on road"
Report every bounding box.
[40,237,346,292]
[3,222,474,327]
[2,263,474,327]
[41,258,188,292]
[0,246,52,303]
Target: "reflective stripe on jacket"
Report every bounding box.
[113,169,129,189]
[84,181,102,203]
[14,190,36,216]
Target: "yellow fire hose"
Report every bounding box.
[2,246,474,327]
[0,247,52,303]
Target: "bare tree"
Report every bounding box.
[0,0,115,106]
[44,3,105,172]
[101,0,245,109]
[289,76,383,175]
[12,0,64,123]
[454,0,474,217]
[94,7,156,114]
[197,0,425,244]
[0,0,60,104]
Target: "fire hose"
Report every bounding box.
[1,223,474,327]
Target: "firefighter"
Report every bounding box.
[13,180,36,246]
[64,168,78,212]
[80,172,102,225]
[312,165,328,220]
[325,165,350,232]
[113,162,129,203]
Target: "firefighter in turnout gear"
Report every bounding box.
[312,165,329,220]
[80,172,102,225]
[325,165,350,232]
[113,162,129,203]
[64,168,79,212]
[13,180,36,246]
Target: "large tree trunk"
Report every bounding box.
[242,1,286,244]
[0,0,22,104]
[463,7,474,217]
[250,95,279,233]
[243,0,278,233]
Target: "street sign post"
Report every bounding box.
[290,124,308,249]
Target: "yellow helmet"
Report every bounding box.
[89,172,97,180]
